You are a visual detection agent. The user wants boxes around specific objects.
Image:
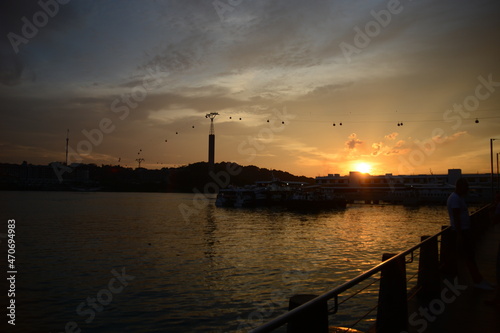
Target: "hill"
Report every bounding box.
[167,161,313,192]
[0,161,314,192]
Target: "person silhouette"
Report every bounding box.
[447,178,494,290]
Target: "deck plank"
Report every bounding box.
[406,223,500,333]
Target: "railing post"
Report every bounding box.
[287,294,328,333]
[418,235,441,300]
[376,253,408,333]
[440,226,457,277]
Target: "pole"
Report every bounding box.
[497,152,499,193]
[417,235,440,301]
[491,139,496,200]
[287,295,328,333]
[377,253,409,333]
[65,129,69,166]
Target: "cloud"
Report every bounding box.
[301,82,354,99]
[394,140,405,148]
[0,48,24,85]
[276,137,340,168]
[1,0,499,177]
[0,0,80,85]
[139,43,206,76]
[384,132,398,140]
[218,0,338,69]
[148,108,202,124]
[345,133,363,150]
[370,139,410,157]
[433,131,467,144]
[371,142,382,156]
[369,133,408,156]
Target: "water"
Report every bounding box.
[0,191,451,332]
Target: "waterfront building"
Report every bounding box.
[315,169,493,204]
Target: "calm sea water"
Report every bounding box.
[1,191,452,332]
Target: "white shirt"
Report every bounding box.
[447,192,470,230]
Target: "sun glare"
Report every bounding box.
[354,162,372,174]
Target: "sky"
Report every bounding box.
[1,0,500,177]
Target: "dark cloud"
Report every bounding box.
[221,0,338,70]
[0,48,24,85]
[139,45,205,76]
[0,0,79,85]
[0,0,79,37]
[0,86,251,141]
[345,133,363,150]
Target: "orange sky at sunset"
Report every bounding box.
[1,0,500,177]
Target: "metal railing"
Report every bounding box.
[250,204,492,333]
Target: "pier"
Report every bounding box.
[411,214,500,333]
[250,204,500,333]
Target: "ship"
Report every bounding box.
[215,180,347,209]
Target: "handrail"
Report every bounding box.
[250,203,493,333]
[250,227,449,333]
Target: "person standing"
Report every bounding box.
[447,178,494,290]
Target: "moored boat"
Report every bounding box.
[215,188,238,207]
[215,181,346,209]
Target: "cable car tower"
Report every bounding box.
[65,129,69,166]
[206,112,219,171]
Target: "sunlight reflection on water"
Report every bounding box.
[1,191,450,332]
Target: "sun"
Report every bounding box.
[354,162,372,174]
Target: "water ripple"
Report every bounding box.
[1,192,449,332]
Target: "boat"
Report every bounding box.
[215,181,346,210]
[234,189,257,208]
[215,188,238,207]
[286,186,347,209]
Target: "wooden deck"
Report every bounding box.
[406,223,500,333]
